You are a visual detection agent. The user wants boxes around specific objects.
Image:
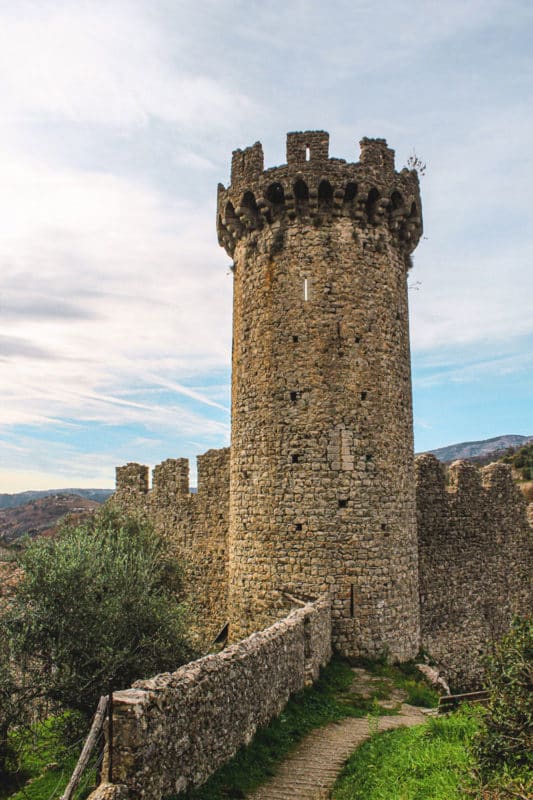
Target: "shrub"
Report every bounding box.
[476,616,533,773]
[4,506,195,718]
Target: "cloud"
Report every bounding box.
[0,143,232,434]
[174,0,509,80]
[0,335,53,360]
[413,347,533,389]
[0,1,255,129]
[407,97,533,353]
[0,290,101,322]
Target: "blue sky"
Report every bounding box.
[0,0,532,491]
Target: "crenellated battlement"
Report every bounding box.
[115,462,149,497]
[114,448,230,504]
[152,458,190,504]
[416,454,522,508]
[112,447,231,643]
[217,130,422,258]
[197,447,231,497]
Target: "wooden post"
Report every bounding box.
[108,680,114,784]
[61,695,108,800]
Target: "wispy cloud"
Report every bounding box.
[0,335,53,360]
[414,348,533,389]
[0,1,255,129]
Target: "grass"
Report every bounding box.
[2,713,97,800]
[177,656,393,800]
[332,708,480,800]
[351,657,440,708]
[332,708,533,800]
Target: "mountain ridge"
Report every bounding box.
[0,487,113,510]
[423,434,533,463]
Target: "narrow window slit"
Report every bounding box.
[291,454,299,463]
[305,145,311,161]
[292,335,299,343]
[290,391,298,402]
[338,498,348,508]
[295,523,303,532]
[360,391,367,400]
[303,277,309,301]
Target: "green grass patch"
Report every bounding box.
[332,709,480,800]
[351,658,440,708]
[2,713,96,800]
[177,657,392,800]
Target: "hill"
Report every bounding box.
[424,434,533,463]
[0,493,101,546]
[0,487,113,509]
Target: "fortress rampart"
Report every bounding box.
[114,448,531,688]
[114,449,230,639]
[112,130,531,688]
[416,455,531,688]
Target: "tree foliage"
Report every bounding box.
[0,644,19,779]
[476,616,533,773]
[4,507,195,720]
[501,443,533,481]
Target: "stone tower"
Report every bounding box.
[217,131,423,660]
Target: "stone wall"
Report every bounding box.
[113,448,230,643]
[112,445,532,689]
[97,598,331,800]
[218,131,422,660]
[416,454,532,689]
[110,128,532,689]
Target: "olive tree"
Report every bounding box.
[5,507,195,718]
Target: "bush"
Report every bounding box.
[0,649,18,780]
[476,616,533,773]
[4,507,195,718]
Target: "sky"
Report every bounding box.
[0,0,532,492]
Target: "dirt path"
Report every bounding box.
[247,669,427,800]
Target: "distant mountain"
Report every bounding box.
[0,488,113,510]
[0,493,101,545]
[424,434,533,463]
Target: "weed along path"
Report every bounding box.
[247,669,427,800]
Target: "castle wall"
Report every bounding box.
[110,129,532,686]
[113,449,230,643]
[416,454,532,689]
[219,132,422,660]
[97,598,331,800]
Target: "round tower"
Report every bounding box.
[217,131,422,660]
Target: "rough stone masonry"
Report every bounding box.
[219,131,422,660]
[114,131,531,684]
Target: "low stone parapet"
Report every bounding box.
[91,597,331,800]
